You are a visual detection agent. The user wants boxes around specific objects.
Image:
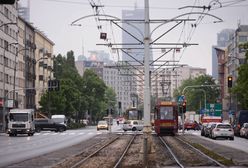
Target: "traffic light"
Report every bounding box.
[0,0,15,4]
[182,101,186,113]
[100,32,107,40]
[48,79,60,91]
[228,76,232,88]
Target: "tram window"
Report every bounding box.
[160,107,173,120]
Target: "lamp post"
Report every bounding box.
[192,89,207,113]
[181,84,220,133]
[13,48,29,108]
[2,42,18,132]
[0,22,17,28]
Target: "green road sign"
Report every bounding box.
[205,103,222,116]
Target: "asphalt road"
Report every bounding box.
[0,126,116,167]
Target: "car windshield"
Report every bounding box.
[217,124,231,129]
[124,121,131,124]
[98,121,107,125]
[9,113,28,122]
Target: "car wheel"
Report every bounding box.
[36,127,41,133]
[132,127,137,131]
[230,137,234,140]
[58,127,64,132]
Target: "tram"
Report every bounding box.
[154,101,178,136]
[124,107,143,120]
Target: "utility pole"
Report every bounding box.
[143,0,151,167]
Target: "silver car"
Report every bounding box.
[240,123,248,138]
[123,120,143,131]
[211,123,234,140]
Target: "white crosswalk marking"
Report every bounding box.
[34,131,114,136]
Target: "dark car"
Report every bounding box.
[205,122,218,137]
[233,110,248,136]
[34,118,67,132]
[201,123,208,136]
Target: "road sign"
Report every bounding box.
[178,95,185,103]
[205,103,222,116]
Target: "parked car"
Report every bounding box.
[34,118,67,132]
[201,123,208,136]
[233,110,248,136]
[123,120,143,131]
[184,120,200,130]
[205,122,218,137]
[97,120,108,131]
[210,123,234,140]
[240,123,248,138]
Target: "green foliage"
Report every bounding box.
[232,42,248,109]
[39,51,113,124]
[173,74,220,113]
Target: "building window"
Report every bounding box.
[239,36,247,42]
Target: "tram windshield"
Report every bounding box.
[160,106,174,120]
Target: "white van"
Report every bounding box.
[8,109,35,136]
[51,115,67,127]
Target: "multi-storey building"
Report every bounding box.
[212,29,234,79]
[122,8,145,65]
[75,58,138,113]
[152,66,206,100]
[215,25,248,120]
[18,17,36,109]
[227,25,248,111]
[0,2,19,130]
[34,29,54,110]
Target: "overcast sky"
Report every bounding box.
[18,0,248,74]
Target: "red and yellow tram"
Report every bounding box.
[154,101,178,136]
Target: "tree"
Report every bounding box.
[232,42,248,109]
[39,51,85,120]
[173,75,220,113]
[81,69,107,124]
[104,87,117,115]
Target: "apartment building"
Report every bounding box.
[152,66,206,100]
[215,25,248,116]
[0,2,18,129]
[18,16,36,109]
[34,29,54,110]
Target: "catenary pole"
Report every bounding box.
[143,0,151,167]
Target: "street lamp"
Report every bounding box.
[2,42,18,132]
[13,48,29,108]
[181,84,220,133]
[0,22,17,28]
[192,89,207,113]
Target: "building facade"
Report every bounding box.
[152,66,206,100]
[34,29,54,110]
[215,25,248,121]
[0,2,19,130]
[212,29,234,79]
[19,17,36,109]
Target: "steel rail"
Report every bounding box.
[175,137,227,168]
[159,137,184,168]
[70,135,121,168]
[113,134,136,168]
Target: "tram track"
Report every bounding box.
[158,135,226,168]
[54,133,138,168]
